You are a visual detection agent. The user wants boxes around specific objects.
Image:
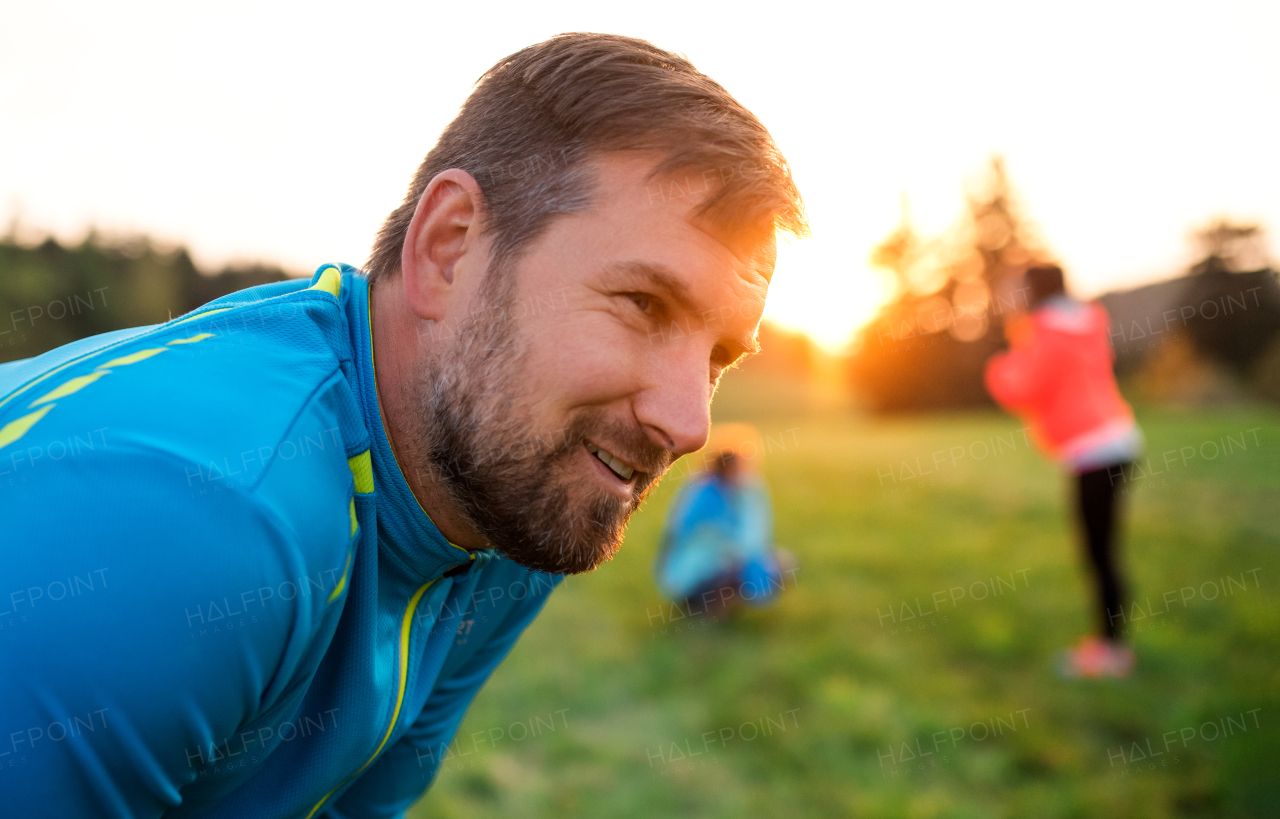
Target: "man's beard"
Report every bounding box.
[410,277,672,575]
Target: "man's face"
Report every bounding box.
[417,154,774,574]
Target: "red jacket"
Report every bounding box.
[985,298,1135,462]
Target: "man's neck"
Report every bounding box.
[368,278,488,550]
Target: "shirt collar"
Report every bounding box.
[340,267,475,583]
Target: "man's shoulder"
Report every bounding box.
[0,266,366,487]
[1,273,366,635]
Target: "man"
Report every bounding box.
[984,264,1141,678]
[0,34,805,817]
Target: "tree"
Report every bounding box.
[849,157,1047,412]
[1180,220,1280,377]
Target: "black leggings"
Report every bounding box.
[1076,464,1129,640]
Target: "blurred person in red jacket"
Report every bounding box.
[985,264,1143,678]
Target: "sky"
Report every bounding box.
[3,0,1278,351]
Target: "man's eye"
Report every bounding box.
[709,347,732,383]
[628,293,654,315]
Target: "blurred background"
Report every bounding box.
[3,1,1278,816]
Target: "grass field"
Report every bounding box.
[409,386,1280,819]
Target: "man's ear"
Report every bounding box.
[400,169,487,323]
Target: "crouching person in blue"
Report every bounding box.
[655,424,795,616]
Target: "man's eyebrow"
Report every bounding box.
[605,261,761,359]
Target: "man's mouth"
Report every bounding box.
[585,442,636,481]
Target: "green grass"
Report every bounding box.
[409,395,1280,819]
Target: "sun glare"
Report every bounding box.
[763,237,894,354]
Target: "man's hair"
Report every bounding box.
[366,33,806,282]
[1025,264,1067,308]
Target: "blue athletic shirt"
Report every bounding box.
[0,265,561,818]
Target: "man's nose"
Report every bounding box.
[633,350,713,459]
